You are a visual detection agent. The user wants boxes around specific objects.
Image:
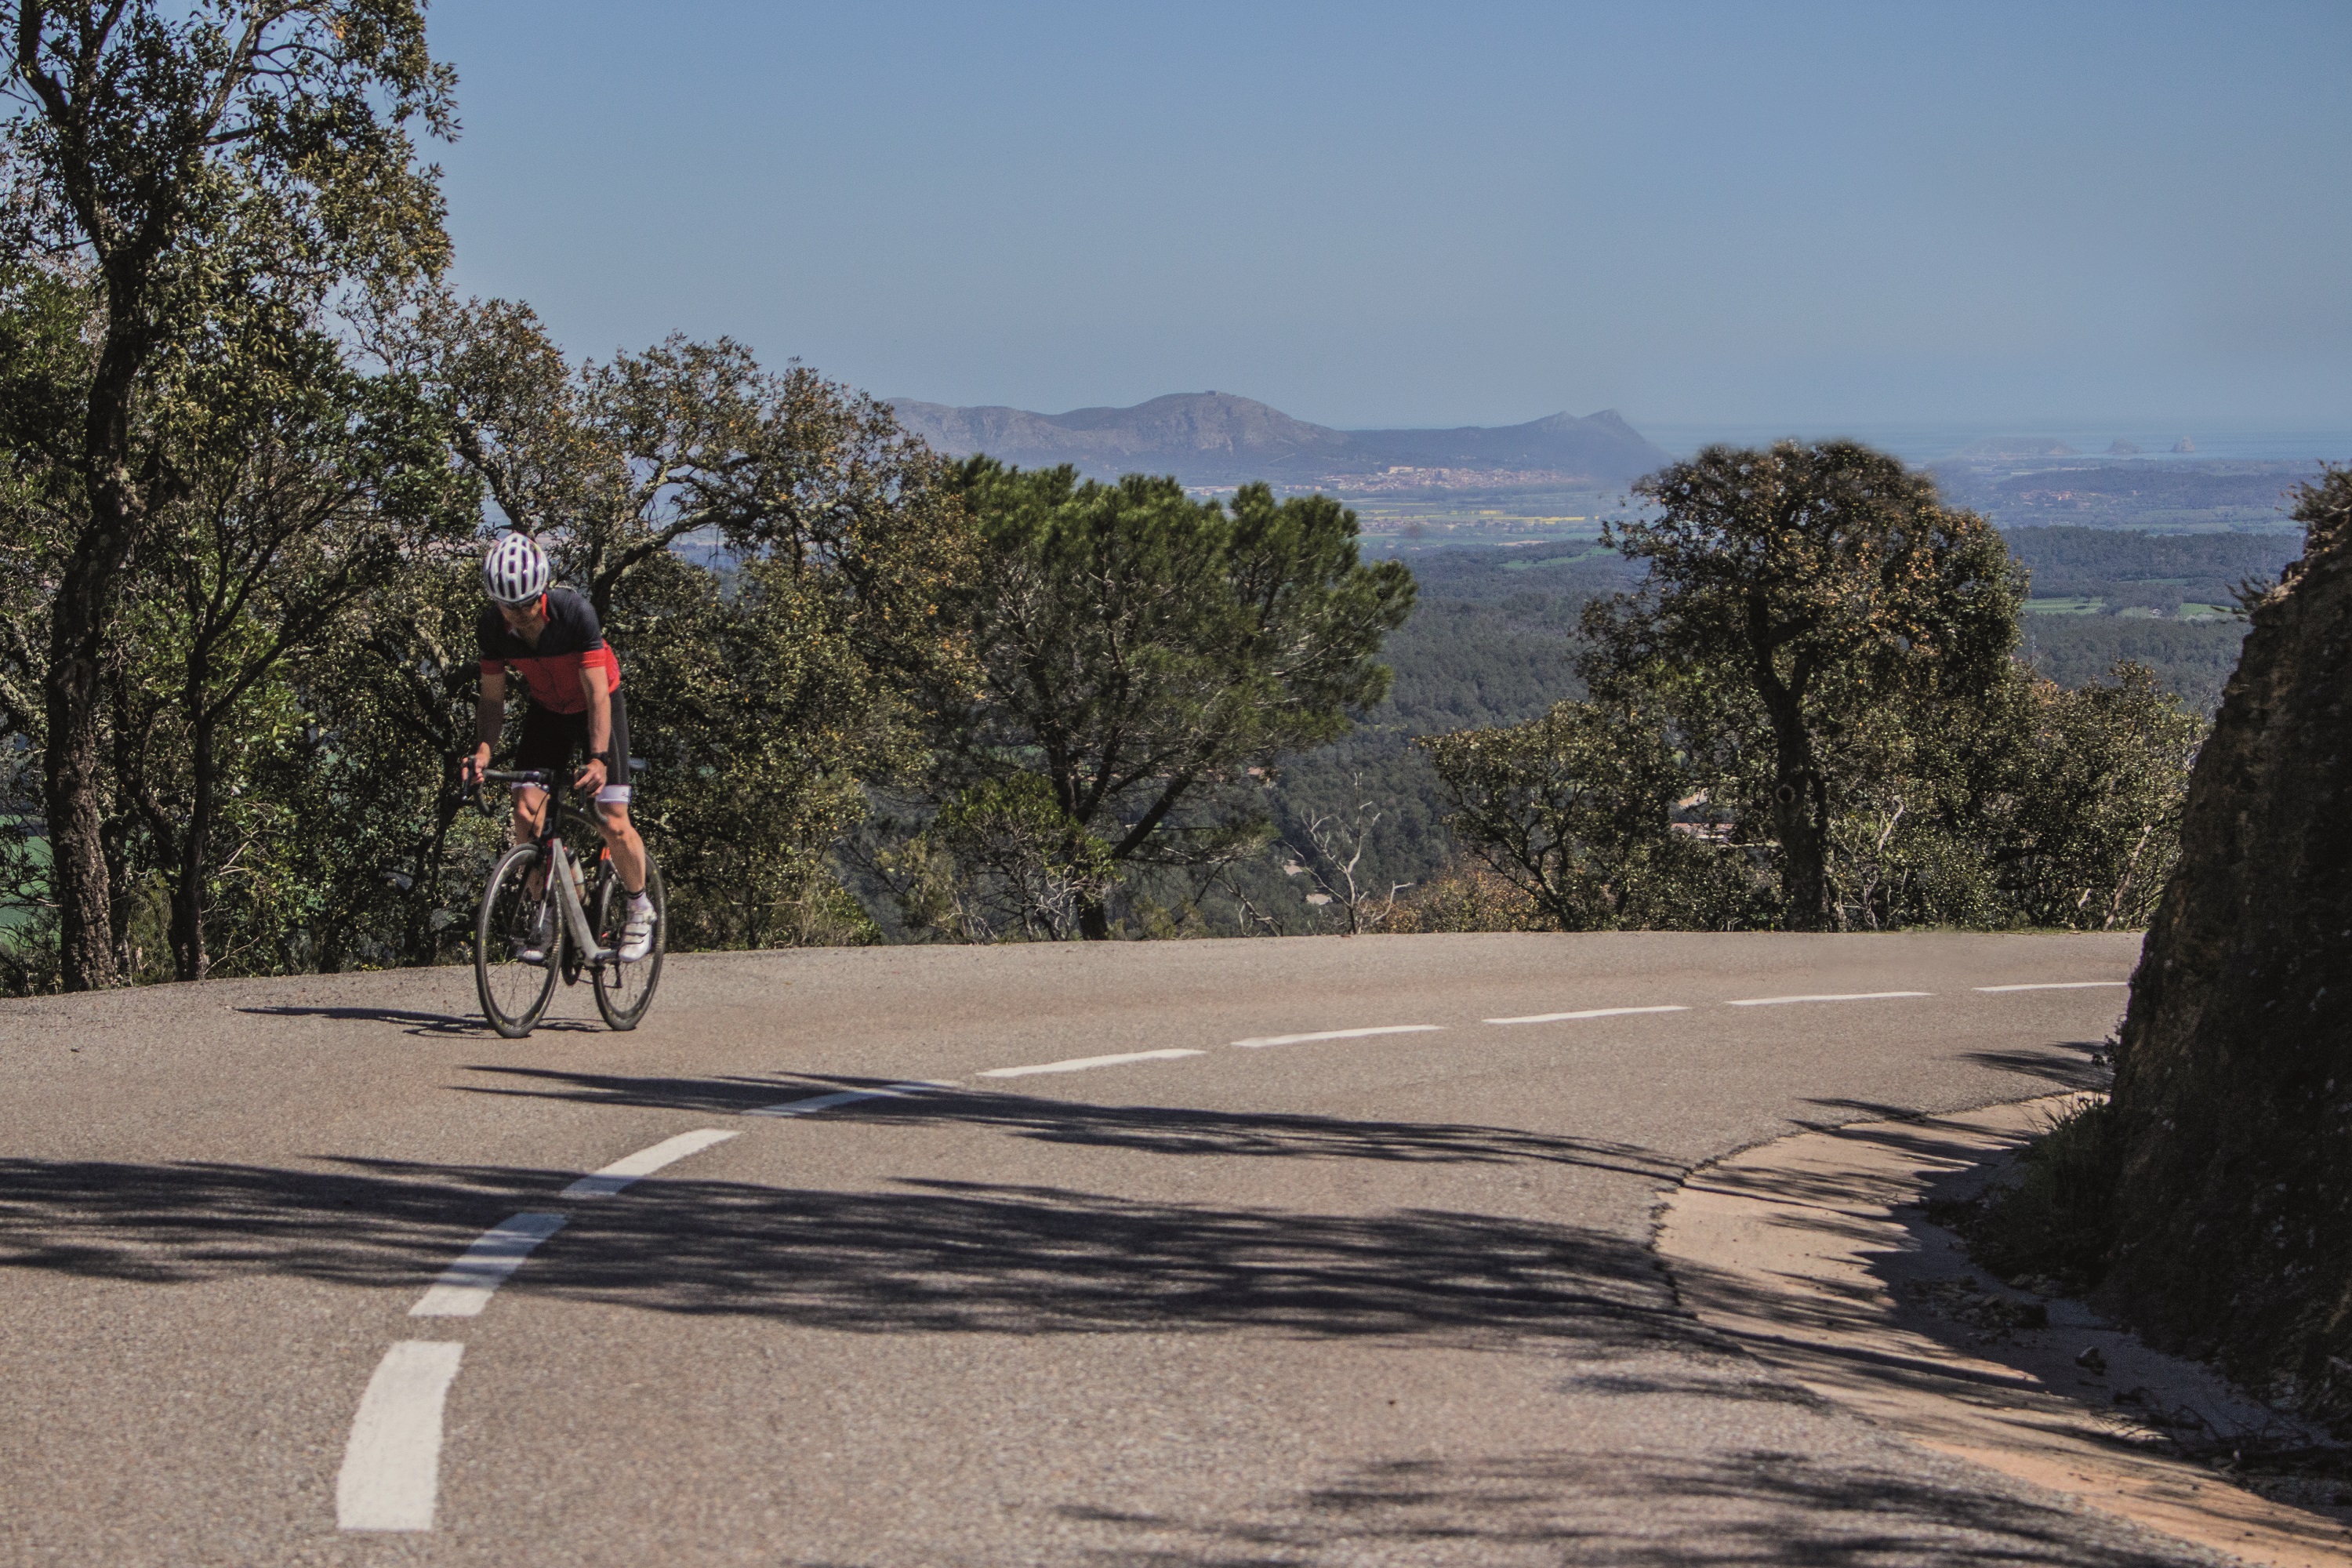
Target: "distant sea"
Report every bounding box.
[1641,423,2352,466]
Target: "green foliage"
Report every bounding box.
[1418,445,2205,936]
[400,296,973,955]
[1584,440,2027,929]
[0,277,967,985]
[2,0,459,988]
[2021,616,2249,715]
[902,460,1414,938]
[1417,698,1750,929]
[925,775,1117,942]
[1946,1095,2129,1294]
[1991,666,2202,929]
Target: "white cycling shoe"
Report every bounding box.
[517,902,555,964]
[617,898,655,963]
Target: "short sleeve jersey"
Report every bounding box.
[477,587,622,715]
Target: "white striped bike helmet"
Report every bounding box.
[482,532,552,606]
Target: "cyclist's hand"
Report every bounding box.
[462,745,492,789]
[575,757,608,797]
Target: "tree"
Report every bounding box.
[397,299,975,949]
[927,462,1415,939]
[2,0,455,988]
[1588,441,2023,929]
[1991,665,2203,930]
[1274,773,1411,935]
[929,774,1116,942]
[110,342,471,978]
[1419,696,1751,930]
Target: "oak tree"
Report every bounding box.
[1588,441,2022,928]
[2,0,454,986]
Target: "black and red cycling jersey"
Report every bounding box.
[477,587,622,715]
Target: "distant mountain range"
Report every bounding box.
[884,391,1674,487]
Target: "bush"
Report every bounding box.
[1388,864,1548,932]
[1948,1094,2130,1294]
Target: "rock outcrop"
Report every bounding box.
[2105,467,2352,1410]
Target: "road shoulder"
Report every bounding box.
[1656,1095,2352,1568]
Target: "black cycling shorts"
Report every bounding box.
[512,694,632,804]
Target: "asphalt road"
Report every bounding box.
[0,930,2226,1567]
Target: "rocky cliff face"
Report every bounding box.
[2105,467,2352,1410]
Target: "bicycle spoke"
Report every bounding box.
[476,845,559,1036]
[592,861,665,1030]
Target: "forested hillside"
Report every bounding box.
[1933,460,2318,532]
[2005,526,2301,612]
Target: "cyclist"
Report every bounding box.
[459,532,655,964]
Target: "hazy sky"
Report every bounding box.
[429,2,2351,432]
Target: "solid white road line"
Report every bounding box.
[743,1083,934,1117]
[336,1341,465,1531]
[1231,1025,1443,1048]
[408,1213,568,1318]
[560,1128,739,1199]
[1724,991,1934,1007]
[979,1048,1204,1079]
[1974,981,2131,993]
[1486,1005,1692,1025]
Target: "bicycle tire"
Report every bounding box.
[477,844,561,1037]
[591,857,665,1031]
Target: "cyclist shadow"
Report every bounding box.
[238,1004,599,1040]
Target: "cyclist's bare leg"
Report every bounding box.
[513,785,551,895]
[594,798,649,895]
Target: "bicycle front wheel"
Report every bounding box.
[592,858,665,1031]
[477,844,560,1038]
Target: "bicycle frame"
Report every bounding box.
[481,768,614,966]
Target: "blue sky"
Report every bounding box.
[429,2,2350,433]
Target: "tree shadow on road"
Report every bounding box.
[237,1004,600,1038]
[450,1068,1686,1179]
[1,1152,2216,1563]
[1950,1044,2109,1091]
[1047,1446,2209,1566]
[0,1152,1686,1349]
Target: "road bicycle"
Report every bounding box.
[467,764,666,1037]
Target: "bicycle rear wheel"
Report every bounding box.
[592,858,665,1031]
[477,844,561,1037]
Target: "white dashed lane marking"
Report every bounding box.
[744,1083,938,1117]
[1486,1006,1692,1025]
[336,1341,465,1531]
[1232,1025,1443,1048]
[409,1213,568,1318]
[561,1128,738,1198]
[1725,992,1934,1007]
[980,1049,1203,1078]
[1975,981,2130,993]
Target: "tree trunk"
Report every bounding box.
[169,712,218,982]
[1076,895,1112,941]
[1763,706,1830,931]
[44,568,120,990]
[46,316,156,989]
